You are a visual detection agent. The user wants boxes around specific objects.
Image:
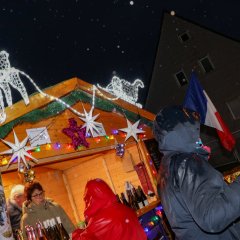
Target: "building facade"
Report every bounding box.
[145,13,240,171]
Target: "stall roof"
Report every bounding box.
[0,77,155,139]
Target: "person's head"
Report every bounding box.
[24,181,45,205]
[153,105,202,155]
[83,178,117,221]
[10,184,26,208]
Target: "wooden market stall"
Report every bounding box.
[0,77,161,228]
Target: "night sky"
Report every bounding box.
[0,0,239,106]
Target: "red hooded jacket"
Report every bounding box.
[72,179,147,240]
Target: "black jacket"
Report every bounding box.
[154,106,240,240]
[7,199,22,238]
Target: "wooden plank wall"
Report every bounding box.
[2,143,145,225]
[64,144,143,220]
[2,167,76,225]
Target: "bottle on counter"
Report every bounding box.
[138,186,149,206]
[29,225,37,240]
[115,194,122,204]
[120,192,130,207]
[36,221,48,240]
[132,187,144,209]
[25,225,33,240]
[56,216,70,240]
[50,218,61,240]
[126,189,139,211]
[43,220,52,240]
[16,229,24,240]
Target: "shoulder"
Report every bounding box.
[46,199,61,208]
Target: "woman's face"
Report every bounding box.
[31,189,45,205]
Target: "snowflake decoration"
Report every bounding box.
[119,119,145,142]
[97,76,144,108]
[79,107,102,137]
[0,130,37,170]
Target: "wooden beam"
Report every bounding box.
[0,143,117,173]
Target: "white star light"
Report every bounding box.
[80,107,101,136]
[0,130,38,170]
[119,119,145,142]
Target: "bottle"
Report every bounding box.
[132,187,144,209]
[138,186,149,206]
[126,189,139,211]
[16,229,24,240]
[56,216,70,240]
[50,218,61,240]
[43,220,52,240]
[30,226,37,240]
[36,221,48,240]
[25,225,33,240]
[120,192,130,207]
[115,194,122,203]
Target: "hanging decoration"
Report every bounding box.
[0,50,86,124]
[79,107,102,137]
[119,119,145,142]
[115,142,125,157]
[0,130,37,171]
[0,89,152,140]
[62,118,89,150]
[19,164,35,183]
[96,76,144,108]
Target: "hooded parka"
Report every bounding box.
[72,178,147,240]
[153,105,240,240]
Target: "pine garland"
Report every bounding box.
[0,90,153,138]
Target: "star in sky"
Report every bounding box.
[119,119,145,142]
[79,107,102,137]
[0,130,37,170]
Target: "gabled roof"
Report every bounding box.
[0,77,155,138]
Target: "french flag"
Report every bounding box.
[183,72,236,151]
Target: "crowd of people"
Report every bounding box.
[7,179,146,240]
[7,105,240,240]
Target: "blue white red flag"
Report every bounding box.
[183,72,235,151]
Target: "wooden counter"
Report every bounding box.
[137,199,161,217]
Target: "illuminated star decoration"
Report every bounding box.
[0,130,37,171]
[119,119,145,142]
[79,107,102,137]
[62,118,89,150]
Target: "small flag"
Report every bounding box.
[183,72,235,151]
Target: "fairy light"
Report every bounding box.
[45,143,52,150]
[35,146,41,152]
[96,76,144,108]
[109,135,115,140]
[19,70,86,117]
[2,157,8,165]
[0,50,87,124]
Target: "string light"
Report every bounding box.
[0,50,87,124]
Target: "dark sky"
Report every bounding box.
[0,0,239,106]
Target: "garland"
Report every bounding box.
[0,89,153,138]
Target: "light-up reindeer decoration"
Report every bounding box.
[0,50,85,124]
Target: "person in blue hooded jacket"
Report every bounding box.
[153,105,240,240]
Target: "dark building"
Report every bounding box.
[145,13,240,171]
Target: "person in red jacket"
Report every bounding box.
[72,178,147,240]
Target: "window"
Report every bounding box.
[178,32,190,42]
[226,96,240,120]
[199,56,214,73]
[175,70,188,87]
